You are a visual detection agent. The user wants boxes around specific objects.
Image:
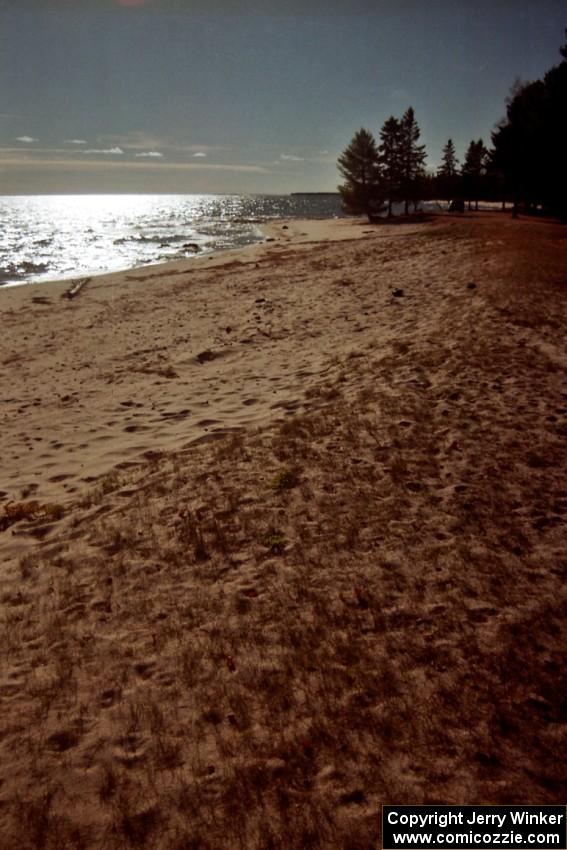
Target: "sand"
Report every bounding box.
[0,218,367,503]
[0,212,565,848]
[0,216,423,555]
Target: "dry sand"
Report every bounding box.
[0,217,371,512]
[0,213,565,848]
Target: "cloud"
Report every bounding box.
[100,131,166,151]
[309,150,337,165]
[0,153,267,174]
[16,136,38,143]
[0,146,81,157]
[65,139,87,145]
[135,151,164,158]
[176,144,232,156]
[83,147,124,155]
[279,153,304,162]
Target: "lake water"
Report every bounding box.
[0,193,344,286]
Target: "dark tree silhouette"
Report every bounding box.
[379,116,403,216]
[437,138,460,202]
[462,139,488,210]
[438,138,459,178]
[491,83,546,216]
[377,108,427,215]
[491,31,567,217]
[337,128,385,220]
[399,107,427,214]
[338,109,427,219]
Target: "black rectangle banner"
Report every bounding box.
[382,806,567,850]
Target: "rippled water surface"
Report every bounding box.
[0,194,344,286]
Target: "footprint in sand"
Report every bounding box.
[195,349,225,364]
[61,602,87,623]
[99,687,122,709]
[270,399,301,411]
[46,728,81,753]
[112,733,148,765]
[406,481,424,493]
[468,606,498,624]
[239,586,260,599]
[153,671,176,689]
[159,409,190,421]
[133,659,157,681]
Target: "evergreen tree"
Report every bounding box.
[541,35,567,216]
[377,108,427,215]
[438,139,459,179]
[462,139,488,210]
[491,31,567,217]
[399,107,427,214]
[337,128,385,220]
[437,138,460,202]
[379,116,403,216]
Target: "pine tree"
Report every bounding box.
[379,116,403,216]
[491,31,567,217]
[378,108,427,215]
[462,139,488,210]
[438,139,459,179]
[437,138,460,203]
[337,128,385,220]
[399,107,427,214]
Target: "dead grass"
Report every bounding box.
[0,500,64,532]
[271,466,300,492]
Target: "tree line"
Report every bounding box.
[338,30,567,220]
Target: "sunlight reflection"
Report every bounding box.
[0,194,345,285]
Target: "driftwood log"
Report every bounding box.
[61,277,91,300]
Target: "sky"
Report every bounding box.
[0,0,565,194]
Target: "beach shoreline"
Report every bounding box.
[1,209,564,528]
[0,215,381,292]
[1,210,563,514]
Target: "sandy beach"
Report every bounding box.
[0,213,566,847]
[0,217,369,508]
